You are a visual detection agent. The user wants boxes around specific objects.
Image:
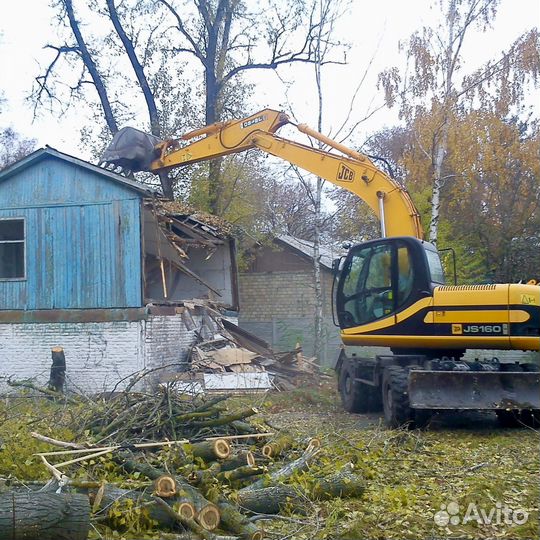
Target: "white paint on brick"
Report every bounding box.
[0,314,201,393]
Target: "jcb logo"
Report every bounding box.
[337,163,355,182]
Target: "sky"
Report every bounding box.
[0,0,538,160]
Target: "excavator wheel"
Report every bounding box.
[382,366,415,428]
[339,360,381,413]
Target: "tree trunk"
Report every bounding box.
[262,431,294,459]
[48,347,66,393]
[90,484,181,528]
[241,445,319,492]
[219,450,255,472]
[116,453,220,530]
[191,439,231,461]
[310,465,365,499]
[216,465,266,483]
[210,496,263,540]
[236,484,299,514]
[64,0,118,135]
[0,491,90,540]
[429,119,449,245]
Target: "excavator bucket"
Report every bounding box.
[408,370,540,410]
[100,127,161,172]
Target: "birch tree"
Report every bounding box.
[378,0,539,244]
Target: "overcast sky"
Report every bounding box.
[0,0,538,159]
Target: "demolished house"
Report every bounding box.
[0,148,240,391]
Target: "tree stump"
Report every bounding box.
[48,346,66,393]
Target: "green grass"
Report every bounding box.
[261,385,540,539]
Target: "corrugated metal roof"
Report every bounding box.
[275,234,343,269]
[0,147,160,197]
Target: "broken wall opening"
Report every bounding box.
[142,201,238,309]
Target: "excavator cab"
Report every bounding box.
[336,237,443,330]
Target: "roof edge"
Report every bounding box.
[0,146,161,197]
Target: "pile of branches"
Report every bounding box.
[21,429,363,540]
[79,387,262,443]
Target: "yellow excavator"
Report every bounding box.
[101,109,540,428]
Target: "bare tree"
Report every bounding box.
[0,128,37,171]
[32,0,345,210]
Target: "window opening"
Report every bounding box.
[0,219,25,279]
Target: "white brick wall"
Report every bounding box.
[0,313,201,393]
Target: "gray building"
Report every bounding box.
[238,234,343,366]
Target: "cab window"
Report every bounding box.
[338,243,394,327]
[397,246,414,306]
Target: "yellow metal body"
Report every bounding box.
[148,109,539,353]
[341,283,539,351]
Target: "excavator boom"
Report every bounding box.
[102,109,423,239]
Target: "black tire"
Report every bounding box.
[339,360,381,413]
[382,366,414,428]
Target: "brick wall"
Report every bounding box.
[238,270,334,320]
[0,313,201,393]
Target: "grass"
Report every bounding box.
[261,384,540,539]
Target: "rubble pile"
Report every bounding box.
[187,310,322,391]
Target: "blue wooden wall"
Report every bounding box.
[0,154,143,309]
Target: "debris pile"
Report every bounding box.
[187,313,322,391]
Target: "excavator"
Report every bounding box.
[101,109,540,428]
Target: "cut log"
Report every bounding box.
[211,496,263,540]
[48,346,66,393]
[116,453,220,531]
[89,484,178,529]
[0,491,90,540]
[219,451,255,472]
[236,485,300,514]
[187,462,221,488]
[153,496,221,540]
[261,431,294,459]
[191,439,231,461]
[217,466,266,484]
[310,464,365,500]
[155,475,177,498]
[241,445,320,492]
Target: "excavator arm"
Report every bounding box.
[103,109,423,239]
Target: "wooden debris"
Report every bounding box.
[262,431,294,459]
[155,475,178,497]
[13,381,365,540]
[191,439,231,461]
